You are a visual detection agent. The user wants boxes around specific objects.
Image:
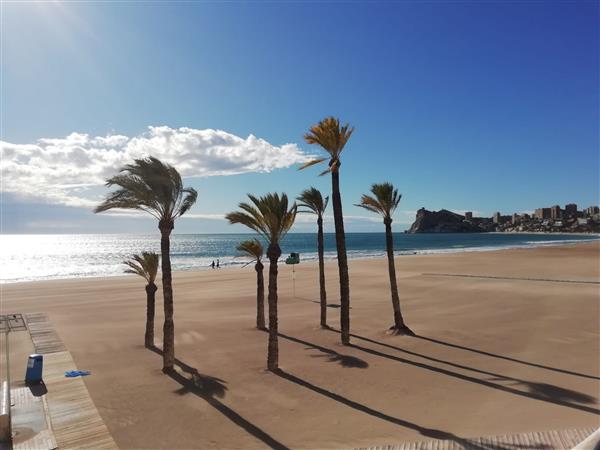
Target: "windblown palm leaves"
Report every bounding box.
[124,252,159,284]
[226,193,297,370]
[301,117,355,176]
[297,187,329,328]
[95,157,197,221]
[124,252,159,348]
[356,182,413,335]
[301,117,354,345]
[95,156,198,372]
[356,182,401,221]
[297,187,329,216]
[226,193,297,245]
[236,239,266,330]
[236,238,264,263]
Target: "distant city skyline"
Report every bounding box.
[1,1,598,234]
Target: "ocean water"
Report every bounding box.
[0,232,598,284]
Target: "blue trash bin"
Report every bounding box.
[25,354,43,384]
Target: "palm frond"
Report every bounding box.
[298,158,327,171]
[236,239,264,262]
[227,193,297,245]
[355,182,402,221]
[123,251,159,283]
[95,157,198,223]
[297,187,328,217]
[304,117,355,161]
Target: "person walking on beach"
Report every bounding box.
[211,260,215,269]
[216,259,220,269]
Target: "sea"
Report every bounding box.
[1,232,598,284]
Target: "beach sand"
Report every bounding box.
[2,242,599,449]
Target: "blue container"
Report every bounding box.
[25,354,43,384]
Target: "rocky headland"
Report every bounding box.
[407,207,600,233]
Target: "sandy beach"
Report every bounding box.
[2,242,599,449]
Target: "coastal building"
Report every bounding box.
[585,206,600,216]
[550,205,561,219]
[492,212,501,224]
[565,203,577,217]
[534,208,551,219]
[464,211,473,220]
[512,213,520,224]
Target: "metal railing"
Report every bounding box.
[0,314,27,447]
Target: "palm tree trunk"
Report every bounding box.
[255,261,266,330]
[266,244,281,371]
[317,216,327,328]
[331,170,350,345]
[384,219,413,335]
[145,282,157,348]
[159,220,175,372]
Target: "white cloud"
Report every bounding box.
[1,126,310,207]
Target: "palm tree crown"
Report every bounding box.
[94,156,198,222]
[297,187,329,217]
[236,239,264,263]
[124,252,159,284]
[225,193,297,245]
[356,182,401,222]
[300,117,354,175]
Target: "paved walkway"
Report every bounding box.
[8,313,117,450]
[353,426,598,450]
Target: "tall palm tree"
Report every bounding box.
[124,252,160,348]
[237,239,266,330]
[297,187,329,328]
[301,117,354,345]
[356,182,414,335]
[95,156,198,372]
[226,193,297,371]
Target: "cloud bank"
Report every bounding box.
[1,126,310,207]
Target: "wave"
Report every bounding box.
[2,234,598,283]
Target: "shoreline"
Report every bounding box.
[2,242,598,449]
[2,239,598,285]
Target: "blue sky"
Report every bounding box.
[1,1,598,234]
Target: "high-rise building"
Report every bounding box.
[550,205,561,219]
[586,206,600,216]
[464,211,473,220]
[512,213,520,224]
[534,208,551,219]
[564,204,577,216]
[492,212,501,223]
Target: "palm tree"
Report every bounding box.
[237,239,266,330]
[297,187,329,328]
[356,182,414,335]
[301,117,354,345]
[124,252,160,348]
[226,193,297,371]
[95,156,198,372]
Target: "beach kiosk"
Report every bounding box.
[285,253,300,297]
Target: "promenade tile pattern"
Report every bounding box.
[21,314,117,450]
[354,427,597,450]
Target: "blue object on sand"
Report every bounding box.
[25,354,44,384]
[64,370,91,378]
